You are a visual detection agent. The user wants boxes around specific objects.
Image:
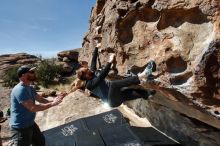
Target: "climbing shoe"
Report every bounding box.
[144,60,156,76]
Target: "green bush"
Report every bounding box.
[2,60,62,88]
[36,60,62,87]
[3,66,19,87]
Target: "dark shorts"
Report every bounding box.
[10,123,45,146]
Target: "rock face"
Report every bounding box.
[56,49,82,74]
[0,53,40,78]
[80,0,220,145]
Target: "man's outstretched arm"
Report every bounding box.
[22,93,66,112]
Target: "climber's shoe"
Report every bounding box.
[144,60,156,77]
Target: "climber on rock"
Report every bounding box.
[72,42,157,107]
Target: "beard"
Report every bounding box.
[27,75,37,82]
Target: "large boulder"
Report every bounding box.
[57,49,80,62]
[0,53,40,78]
[56,49,82,74]
[79,0,220,145]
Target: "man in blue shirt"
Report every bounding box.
[10,65,66,146]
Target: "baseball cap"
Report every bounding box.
[17,65,36,78]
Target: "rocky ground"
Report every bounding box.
[0,84,11,112]
[0,84,11,145]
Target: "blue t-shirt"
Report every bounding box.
[10,82,37,129]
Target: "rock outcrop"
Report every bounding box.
[80,0,220,145]
[57,49,80,62]
[0,53,40,78]
[56,49,82,74]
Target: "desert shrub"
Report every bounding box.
[2,60,62,88]
[2,66,19,87]
[36,60,62,87]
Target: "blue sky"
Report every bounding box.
[0,0,96,58]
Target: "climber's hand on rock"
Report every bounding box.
[96,42,101,48]
[108,53,116,63]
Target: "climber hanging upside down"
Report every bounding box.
[71,42,157,107]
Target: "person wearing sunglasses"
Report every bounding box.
[9,65,67,146]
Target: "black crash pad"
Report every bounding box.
[43,109,181,146]
[43,109,127,146]
[99,124,143,146]
[74,130,105,146]
[83,109,127,130]
[113,141,143,146]
[43,119,87,146]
